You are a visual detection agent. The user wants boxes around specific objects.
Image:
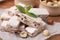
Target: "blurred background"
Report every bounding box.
[0,0,40,8]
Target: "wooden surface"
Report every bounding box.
[46,34,60,40]
[0,0,14,8]
[47,16,60,22]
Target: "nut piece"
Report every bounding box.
[1,21,9,27]
[53,1,58,4]
[19,31,27,38]
[47,2,53,6]
[58,1,60,6]
[43,30,50,36]
[47,17,54,25]
[53,4,58,6]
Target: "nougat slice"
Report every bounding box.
[0,13,11,20]
[8,16,20,28]
[25,26,44,37]
[16,13,46,36]
[17,13,46,28]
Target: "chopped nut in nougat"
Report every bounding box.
[19,31,27,38]
[42,0,60,6]
[43,30,50,36]
[8,16,20,28]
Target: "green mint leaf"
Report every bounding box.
[16,5,25,13]
[25,5,32,12]
[26,12,37,18]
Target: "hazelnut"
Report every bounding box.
[53,1,58,4]
[6,25,11,29]
[43,30,50,36]
[58,1,60,6]
[19,31,27,38]
[53,4,58,6]
[47,17,54,25]
[47,2,53,6]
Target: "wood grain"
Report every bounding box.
[0,0,14,8]
[47,16,60,22]
[46,34,60,40]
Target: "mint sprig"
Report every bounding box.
[25,5,32,13]
[26,12,37,18]
[16,5,25,13]
[16,5,37,18]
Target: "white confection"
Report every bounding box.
[34,17,46,26]
[8,16,20,27]
[26,27,37,34]
[40,20,46,26]
[1,21,9,27]
[29,8,49,15]
[36,18,46,26]
[1,13,11,20]
[35,17,42,22]
[9,3,26,14]
[8,6,17,14]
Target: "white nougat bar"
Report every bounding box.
[16,13,46,36]
[17,13,46,27]
[29,8,49,20]
[8,16,20,28]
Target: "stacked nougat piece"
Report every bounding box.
[0,12,20,33]
[0,8,46,38]
[16,11,46,37]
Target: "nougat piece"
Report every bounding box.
[1,21,9,28]
[16,13,46,36]
[29,8,49,20]
[25,26,44,37]
[0,13,11,20]
[25,27,37,36]
[16,13,46,28]
[0,21,11,32]
[8,16,20,28]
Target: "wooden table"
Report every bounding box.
[0,0,14,8]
